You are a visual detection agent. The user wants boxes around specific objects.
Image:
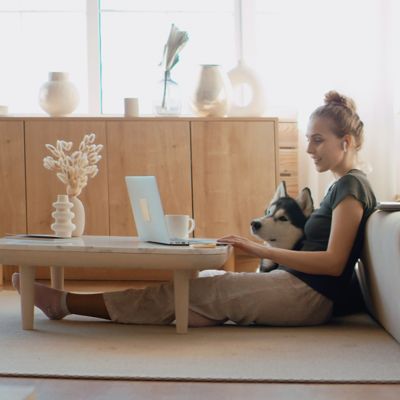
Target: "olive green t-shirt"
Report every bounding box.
[278,169,376,302]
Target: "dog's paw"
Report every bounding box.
[259,259,278,273]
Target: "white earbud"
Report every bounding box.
[342,141,348,152]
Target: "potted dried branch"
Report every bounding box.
[154,23,189,115]
[43,133,103,236]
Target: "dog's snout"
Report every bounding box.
[251,220,262,231]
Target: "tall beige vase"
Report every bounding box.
[191,64,232,117]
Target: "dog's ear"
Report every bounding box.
[296,187,314,217]
[268,181,288,207]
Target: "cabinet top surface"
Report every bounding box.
[0,115,291,122]
[0,235,229,255]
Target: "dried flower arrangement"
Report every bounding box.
[43,133,103,197]
[159,23,189,109]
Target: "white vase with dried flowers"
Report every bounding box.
[43,133,103,237]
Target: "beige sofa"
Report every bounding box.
[358,210,400,343]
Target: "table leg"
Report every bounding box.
[50,266,64,290]
[173,269,191,334]
[19,265,36,330]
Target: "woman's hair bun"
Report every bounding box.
[324,90,357,113]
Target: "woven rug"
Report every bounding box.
[1,289,400,382]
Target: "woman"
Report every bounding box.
[12,90,376,327]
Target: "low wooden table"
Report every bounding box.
[0,235,231,334]
[0,384,36,400]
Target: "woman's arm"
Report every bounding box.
[218,195,363,277]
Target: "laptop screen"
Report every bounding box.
[125,176,171,243]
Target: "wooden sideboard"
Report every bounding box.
[0,116,298,282]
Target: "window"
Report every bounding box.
[0,0,88,113]
[0,0,236,115]
[99,0,235,114]
[1,0,396,121]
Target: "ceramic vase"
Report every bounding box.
[39,72,79,117]
[0,105,8,116]
[228,60,265,117]
[69,196,85,237]
[191,64,232,117]
[51,194,75,238]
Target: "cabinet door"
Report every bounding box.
[107,120,192,235]
[279,148,298,196]
[278,122,298,197]
[191,120,278,239]
[192,120,278,272]
[25,121,109,234]
[0,121,27,283]
[25,121,109,279]
[106,120,192,280]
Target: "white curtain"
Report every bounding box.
[251,0,400,203]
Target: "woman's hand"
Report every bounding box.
[217,235,270,258]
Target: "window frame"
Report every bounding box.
[88,0,248,114]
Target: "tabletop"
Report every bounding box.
[0,235,229,255]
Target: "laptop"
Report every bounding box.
[125,176,218,246]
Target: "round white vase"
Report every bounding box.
[0,105,8,116]
[51,194,75,238]
[39,72,79,117]
[191,65,232,117]
[69,196,85,237]
[228,61,265,117]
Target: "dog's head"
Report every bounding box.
[250,181,314,251]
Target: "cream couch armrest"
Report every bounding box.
[358,210,400,343]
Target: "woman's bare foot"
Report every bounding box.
[12,273,70,320]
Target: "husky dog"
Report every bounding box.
[250,181,314,272]
[250,182,366,316]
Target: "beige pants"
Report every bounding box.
[103,270,333,326]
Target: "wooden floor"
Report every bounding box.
[1,279,400,400]
[0,377,400,400]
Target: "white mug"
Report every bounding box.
[124,97,139,117]
[165,214,195,239]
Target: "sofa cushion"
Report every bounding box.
[358,210,400,343]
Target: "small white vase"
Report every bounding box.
[69,196,85,237]
[0,105,8,116]
[39,72,79,117]
[228,60,265,117]
[191,64,232,117]
[51,194,75,238]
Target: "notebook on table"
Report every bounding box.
[125,176,219,246]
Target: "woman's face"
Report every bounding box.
[306,117,346,174]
